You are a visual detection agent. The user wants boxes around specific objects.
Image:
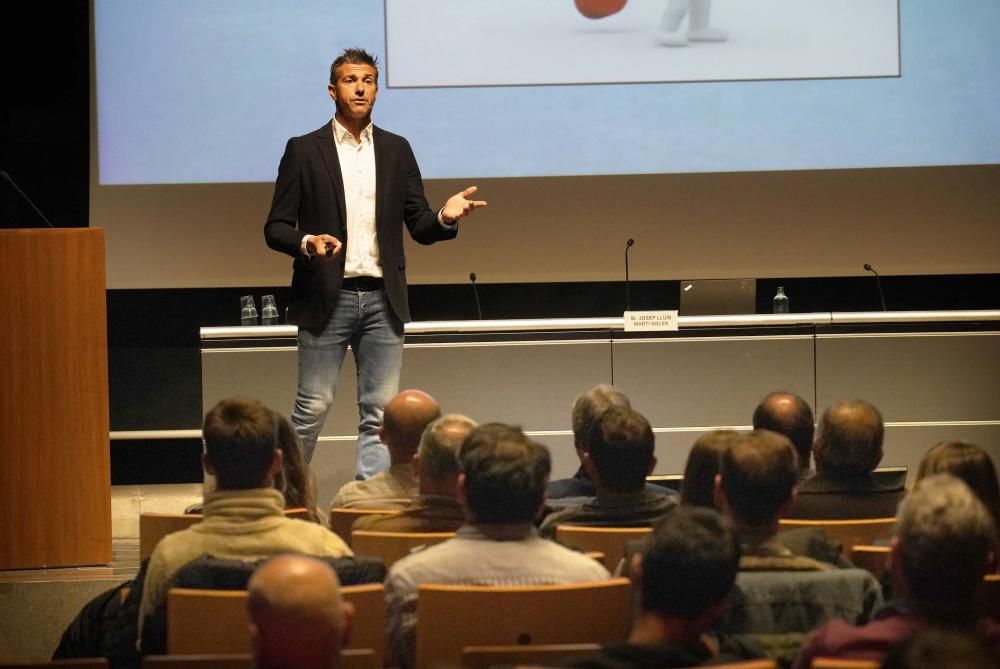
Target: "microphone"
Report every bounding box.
[863,263,887,312]
[625,239,635,312]
[469,272,483,320]
[0,171,55,228]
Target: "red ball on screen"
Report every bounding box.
[574,0,629,20]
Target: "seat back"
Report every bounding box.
[329,508,401,545]
[350,530,455,567]
[415,578,631,669]
[849,545,891,579]
[778,518,895,549]
[977,574,1000,620]
[166,583,384,666]
[810,659,880,668]
[0,661,108,669]
[554,525,652,571]
[461,643,601,669]
[140,513,204,561]
[141,649,375,669]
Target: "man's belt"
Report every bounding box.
[341,276,384,291]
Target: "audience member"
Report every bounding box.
[882,626,1000,669]
[716,430,827,569]
[330,389,441,509]
[675,429,844,567]
[137,398,352,646]
[793,474,1000,668]
[353,414,477,532]
[680,430,742,508]
[785,399,904,519]
[753,391,815,479]
[541,406,676,536]
[712,431,882,637]
[547,384,633,505]
[563,507,762,668]
[247,554,354,669]
[188,411,324,523]
[384,423,610,668]
[916,441,1000,531]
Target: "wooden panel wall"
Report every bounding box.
[0,228,111,569]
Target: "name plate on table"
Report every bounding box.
[624,310,679,332]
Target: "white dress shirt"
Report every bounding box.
[300,119,453,269]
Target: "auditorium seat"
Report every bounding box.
[810,658,879,668]
[554,525,652,572]
[777,518,895,551]
[165,583,385,666]
[414,578,631,669]
[141,649,376,669]
[0,661,108,669]
[350,530,455,567]
[461,643,601,669]
[849,545,890,579]
[328,507,402,545]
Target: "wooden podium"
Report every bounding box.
[0,228,112,569]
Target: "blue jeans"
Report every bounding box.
[291,287,404,478]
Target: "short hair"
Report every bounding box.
[752,391,814,468]
[895,474,996,618]
[571,385,631,451]
[813,399,884,476]
[720,430,799,526]
[202,397,278,490]
[916,441,1000,529]
[640,507,740,618]
[418,414,477,481]
[586,406,655,493]
[458,423,551,524]
[681,430,742,508]
[330,47,379,85]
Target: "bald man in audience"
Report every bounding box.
[330,389,441,509]
[752,391,815,480]
[248,554,354,669]
[785,399,904,519]
[352,414,477,533]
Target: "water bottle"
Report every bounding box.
[261,295,279,325]
[240,295,258,326]
[773,286,789,314]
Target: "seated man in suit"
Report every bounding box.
[330,389,441,510]
[137,398,352,648]
[563,506,762,669]
[794,474,1000,667]
[712,430,883,637]
[541,406,677,536]
[352,414,476,533]
[384,423,611,668]
[785,399,904,519]
[753,390,815,481]
[248,554,354,669]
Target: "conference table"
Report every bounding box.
[201,310,1000,506]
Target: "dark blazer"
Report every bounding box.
[785,470,906,519]
[265,121,456,331]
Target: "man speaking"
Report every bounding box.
[265,48,485,477]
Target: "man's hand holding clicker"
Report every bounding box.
[307,234,343,259]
